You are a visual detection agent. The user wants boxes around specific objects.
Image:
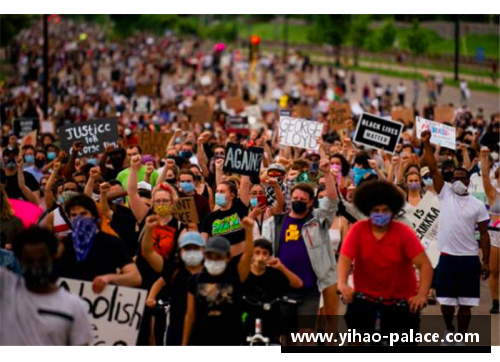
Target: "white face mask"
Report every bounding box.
[451,181,468,195]
[181,250,204,267]
[204,260,227,276]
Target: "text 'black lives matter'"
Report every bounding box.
[223,142,264,178]
[13,118,39,138]
[59,118,119,156]
[354,113,404,154]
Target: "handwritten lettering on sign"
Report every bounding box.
[173,197,199,224]
[58,278,147,346]
[329,102,352,131]
[279,116,324,151]
[223,143,264,178]
[13,118,39,138]
[59,119,119,156]
[137,132,172,156]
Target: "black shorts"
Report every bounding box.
[281,288,320,334]
[434,254,481,307]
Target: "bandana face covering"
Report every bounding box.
[154,204,172,217]
[71,216,98,262]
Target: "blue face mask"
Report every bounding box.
[179,151,193,159]
[87,158,97,165]
[180,181,195,193]
[353,166,376,186]
[215,193,227,207]
[422,177,433,187]
[250,197,258,208]
[318,197,327,208]
[47,152,56,161]
[370,212,392,227]
[24,155,34,164]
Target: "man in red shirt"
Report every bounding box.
[338,181,433,344]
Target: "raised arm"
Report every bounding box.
[64,142,83,180]
[321,158,338,201]
[45,160,60,209]
[238,217,255,283]
[99,182,113,220]
[140,215,165,273]
[127,155,150,223]
[480,148,497,204]
[16,157,39,204]
[214,158,224,186]
[460,143,472,171]
[268,177,284,215]
[420,131,444,194]
[239,175,251,206]
[84,167,100,197]
[368,159,386,181]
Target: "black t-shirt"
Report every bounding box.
[201,198,249,246]
[0,169,40,201]
[110,204,140,257]
[187,257,243,346]
[58,231,132,282]
[242,268,289,342]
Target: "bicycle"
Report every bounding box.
[242,296,282,346]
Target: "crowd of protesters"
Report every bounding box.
[1,19,499,346]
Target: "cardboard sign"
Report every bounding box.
[13,118,39,138]
[59,119,119,156]
[329,102,352,131]
[292,105,312,119]
[41,120,55,134]
[173,197,199,224]
[279,116,324,151]
[353,113,403,153]
[433,106,455,123]
[137,132,172,156]
[244,105,262,120]
[21,129,37,147]
[405,192,440,267]
[195,95,217,109]
[135,83,156,97]
[225,96,246,112]
[222,142,264,178]
[226,116,249,135]
[133,96,151,114]
[416,117,456,150]
[58,278,147,346]
[187,104,213,124]
[469,173,489,206]
[391,108,414,125]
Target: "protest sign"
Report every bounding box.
[433,106,455,123]
[13,118,39,138]
[137,132,172,156]
[21,129,37,147]
[416,117,456,150]
[135,83,156,97]
[223,142,264,178]
[58,278,147,346]
[353,113,403,153]
[59,118,119,156]
[172,197,199,224]
[391,107,414,125]
[329,102,352,131]
[405,192,440,267]
[292,104,312,119]
[225,96,246,112]
[279,115,324,151]
[245,105,262,120]
[187,104,213,124]
[132,96,151,114]
[469,173,489,206]
[41,120,55,134]
[225,116,249,135]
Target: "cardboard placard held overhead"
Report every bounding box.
[279,115,324,151]
[59,118,119,156]
[223,142,264,178]
[353,113,404,154]
[187,104,213,124]
[58,278,147,346]
[329,102,352,131]
[416,117,456,150]
[226,116,249,135]
[225,96,246,112]
[195,95,217,109]
[173,197,199,224]
[135,83,156,97]
[391,107,414,125]
[433,106,455,123]
[21,130,37,147]
[292,104,312,119]
[13,118,39,138]
[137,132,172,156]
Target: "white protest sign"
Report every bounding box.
[406,192,440,267]
[416,117,456,150]
[469,173,489,206]
[58,278,147,346]
[279,115,324,151]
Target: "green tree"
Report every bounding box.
[308,15,351,65]
[377,18,397,51]
[350,15,371,66]
[0,15,34,47]
[407,19,429,72]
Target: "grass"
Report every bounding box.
[237,22,313,45]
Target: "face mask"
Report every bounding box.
[204,259,227,276]
[292,200,308,214]
[353,166,375,186]
[92,192,100,202]
[58,191,78,204]
[154,204,172,217]
[112,197,124,205]
[181,250,204,267]
[370,212,392,227]
[451,180,468,195]
[477,161,482,170]
[71,217,98,262]
[180,182,195,193]
[87,158,97,166]
[215,193,227,207]
[175,137,183,144]
[22,264,53,289]
[318,197,327,208]
[310,162,319,173]
[179,151,193,159]
[442,171,454,183]
[330,164,342,182]
[252,258,267,269]
[296,172,310,183]
[491,152,499,162]
[408,182,421,191]
[24,155,34,164]
[194,174,202,182]
[4,158,16,169]
[250,197,258,208]
[166,178,177,185]
[111,158,124,169]
[77,182,86,190]
[422,177,434,187]
[34,159,46,169]
[47,152,56,161]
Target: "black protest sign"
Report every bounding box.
[13,118,39,138]
[353,113,403,153]
[223,143,264,178]
[225,116,249,135]
[59,118,119,156]
[173,197,199,224]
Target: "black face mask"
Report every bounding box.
[22,264,53,289]
[166,178,177,185]
[34,159,46,169]
[443,171,454,183]
[292,200,308,215]
[193,174,202,182]
[4,158,16,169]
[111,158,124,170]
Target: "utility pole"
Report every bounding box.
[454,15,460,81]
[43,14,49,119]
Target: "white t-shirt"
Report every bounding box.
[437,182,490,256]
[0,268,91,346]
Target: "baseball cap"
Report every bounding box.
[137,181,152,191]
[3,147,19,157]
[179,232,205,249]
[304,150,320,159]
[420,167,430,177]
[267,163,286,174]
[205,236,230,256]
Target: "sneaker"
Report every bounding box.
[441,329,455,346]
